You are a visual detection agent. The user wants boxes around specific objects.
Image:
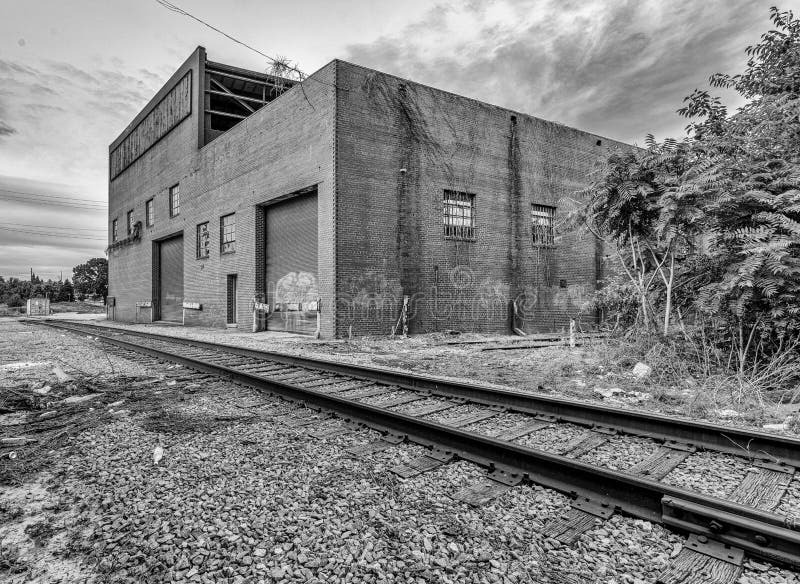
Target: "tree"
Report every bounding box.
[678,7,800,367]
[581,6,800,384]
[73,258,108,302]
[56,279,74,302]
[6,294,23,308]
[578,137,700,334]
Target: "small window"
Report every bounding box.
[169,184,180,217]
[111,219,118,242]
[196,222,210,259]
[126,210,134,235]
[145,198,154,227]
[220,213,235,254]
[532,204,555,246]
[443,190,475,240]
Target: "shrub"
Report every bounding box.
[5,294,23,307]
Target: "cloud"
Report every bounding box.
[0,57,166,190]
[344,0,772,143]
[0,59,40,77]
[0,55,165,278]
[0,175,106,279]
[0,121,15,136]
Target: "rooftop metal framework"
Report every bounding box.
[203,59,296,145]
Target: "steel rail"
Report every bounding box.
[35,320,800,568]
[37,320,800,467]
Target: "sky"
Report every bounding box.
[0,0,796,281]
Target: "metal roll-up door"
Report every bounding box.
[266,193,318,334]
[159,235,184,322]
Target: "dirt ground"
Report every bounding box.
[0,302,105,318]
[49,302,106,315]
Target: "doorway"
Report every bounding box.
[226,274,237,325]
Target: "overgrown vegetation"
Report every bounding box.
[578,7,800,405]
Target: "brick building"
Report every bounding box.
[107,47,626,338]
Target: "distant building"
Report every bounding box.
[107,47,625,337]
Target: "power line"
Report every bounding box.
[0,188,105,204]
[0,194,107,211]
[0,195,106,208]
[152,0,337,88]
[0,226,107,241]
[0,192,106,206]
[0,222,106,233]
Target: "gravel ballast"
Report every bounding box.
[2,319,799,583]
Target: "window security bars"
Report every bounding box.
[443,190,475,240]
[531,204,555,246]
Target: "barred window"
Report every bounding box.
[443,190,475,240]
[111,219,118,242]
[196,222,210,259]
[220,213,235,254]
[169,184,180,217]
[531,204,555,246]
[145,198,154,227]
[126,210,134,235]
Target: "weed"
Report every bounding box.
[0,501,23,523]
[25,519,57,546]
[0,544,28,575]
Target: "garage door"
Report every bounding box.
[158,235,184,322]
[266,193,318,334]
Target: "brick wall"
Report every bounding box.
[108,52,336,335]
[334,61,629,336]
[109,52,627,339]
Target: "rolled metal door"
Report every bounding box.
[266,193,318,334]
[159,235,184,322]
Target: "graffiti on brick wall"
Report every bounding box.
[335,264,593,333]
[427,265,509,327]
[337,271,400,326]
[553,283,590,310]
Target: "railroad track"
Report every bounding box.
[31,319,800,582]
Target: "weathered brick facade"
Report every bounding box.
[108,48,626,338]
